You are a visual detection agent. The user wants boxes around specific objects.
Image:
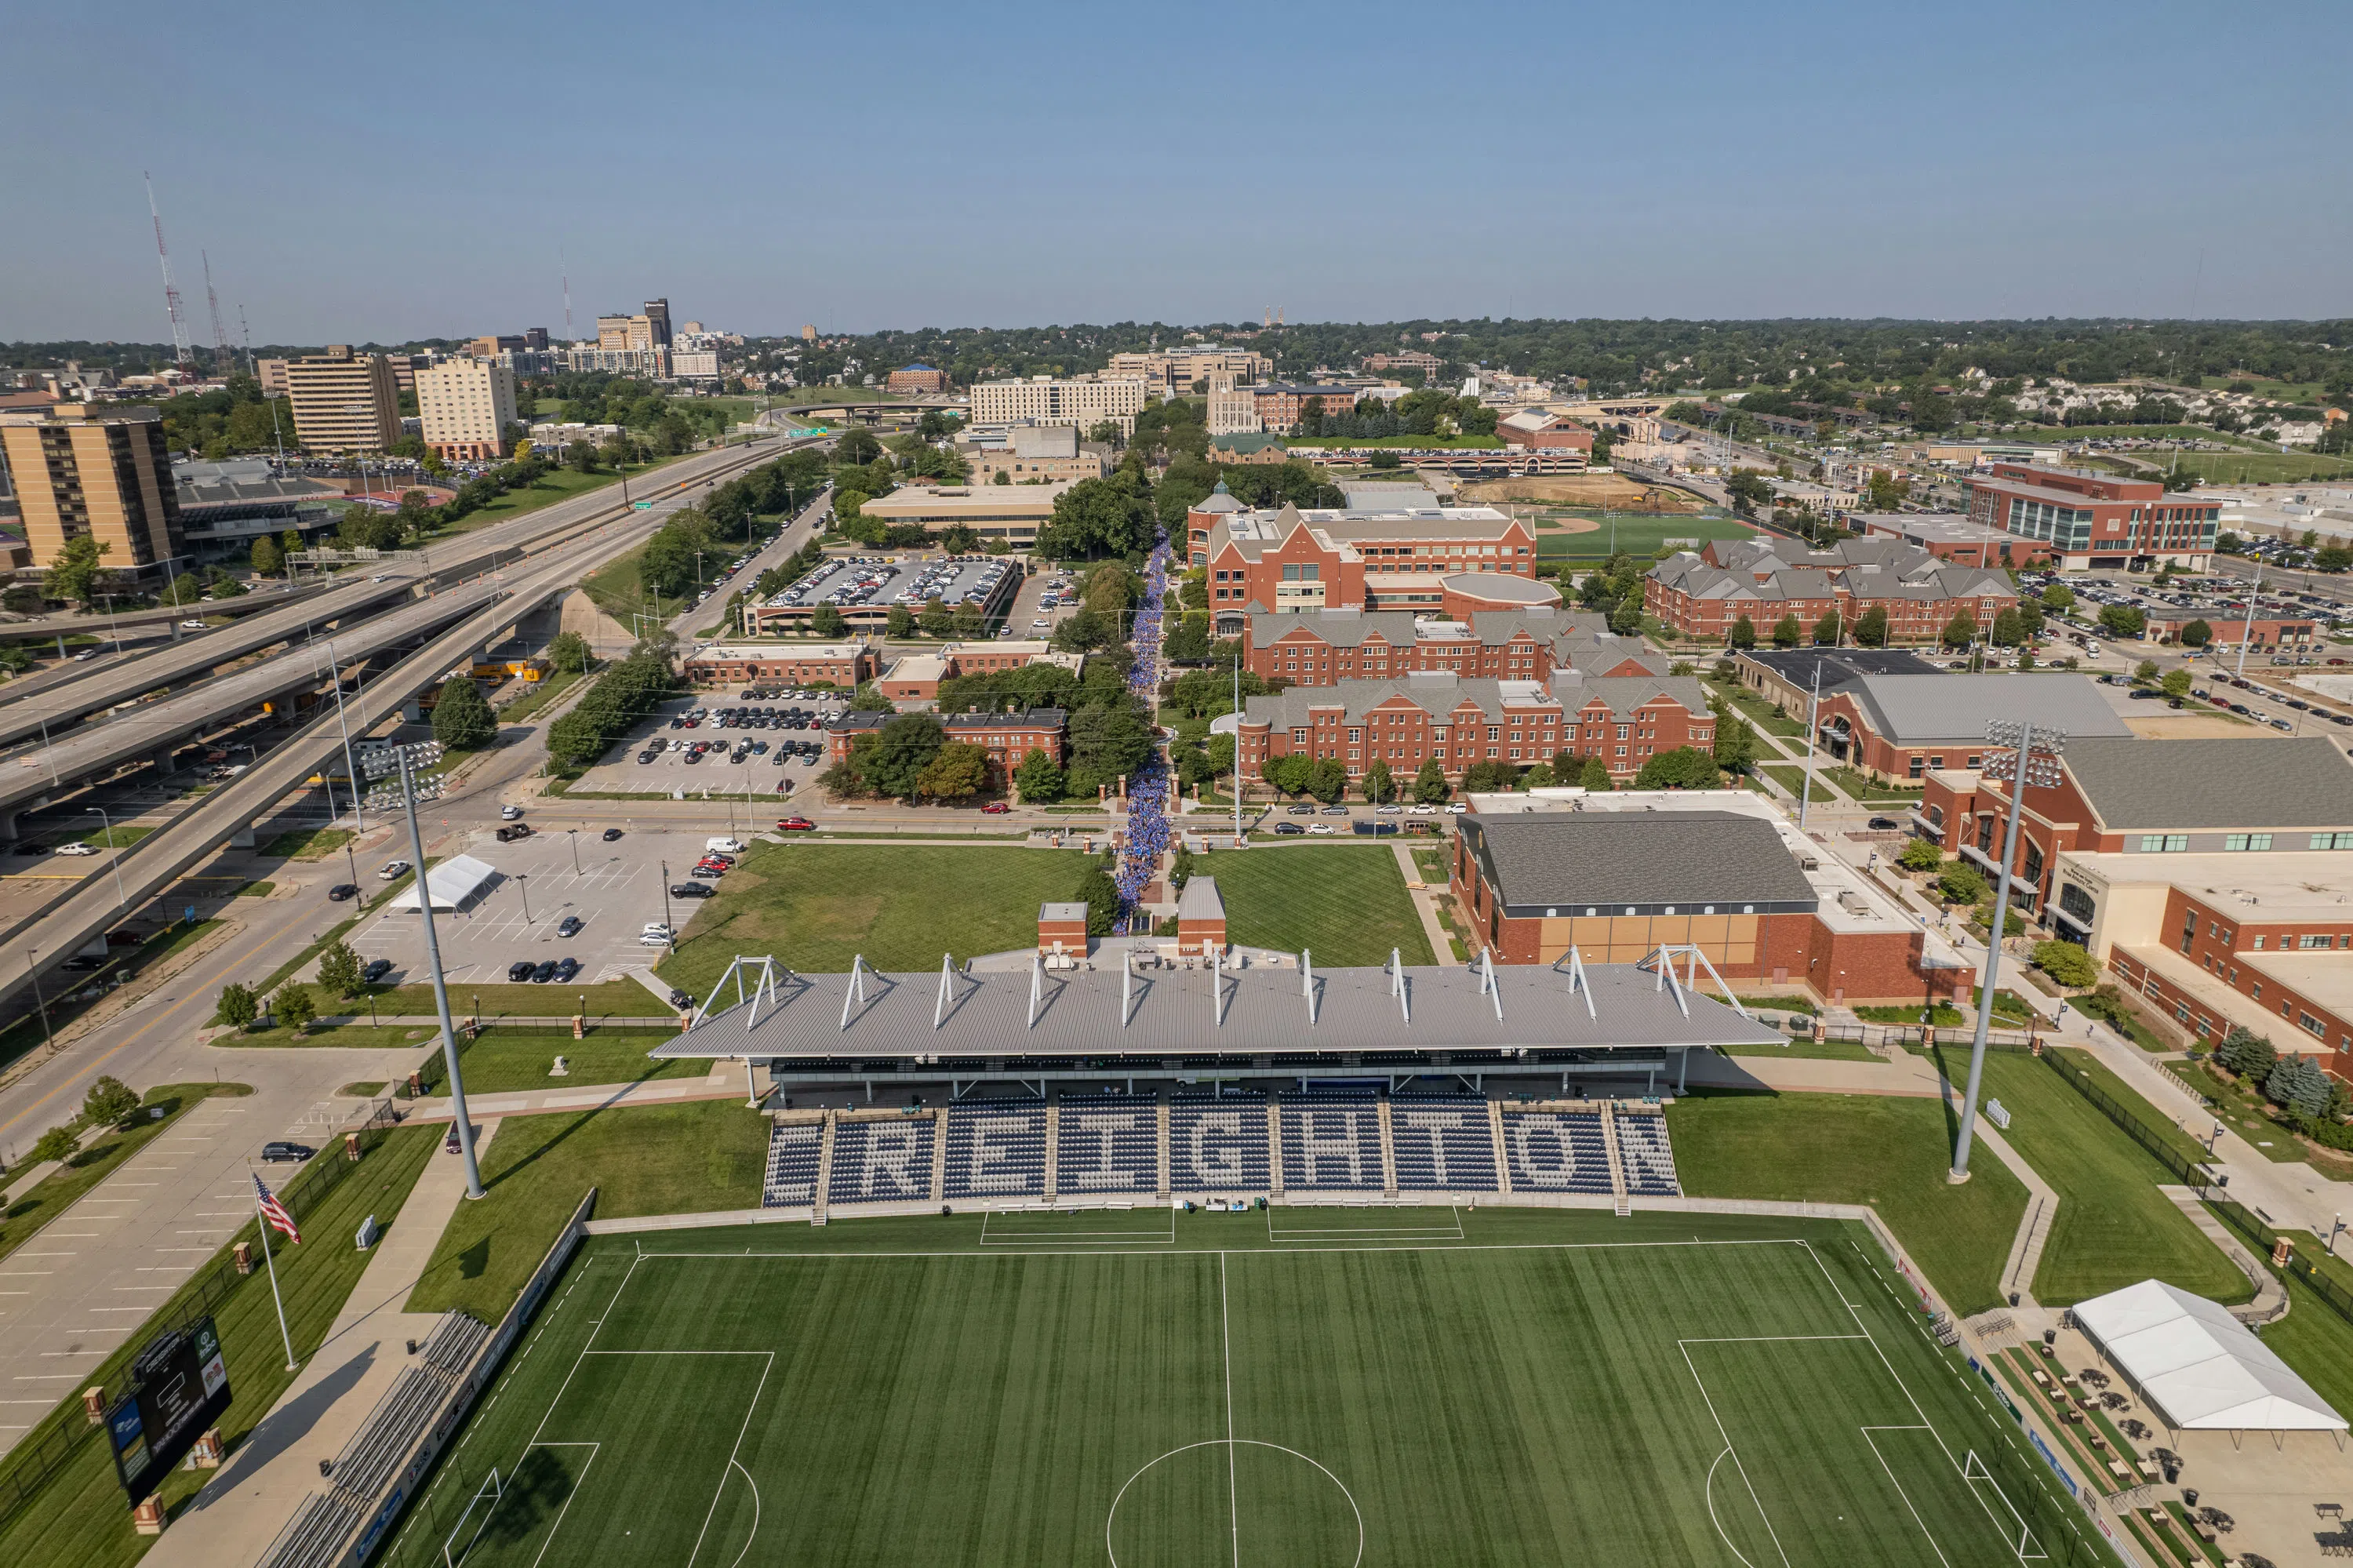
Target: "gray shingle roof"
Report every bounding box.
[1839,674,2133,746]
[1462,811,1819,914]
[1244,673,1558,728]
[2063,736,2353,832]
[1548,671,1711,719]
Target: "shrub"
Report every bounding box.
[1896,839,1943,872]
[216,980,258,1031]
[2216,1024,2277,1079]
[29,1126,78,1166]
[81,1075,140,1128]
[273,984,317,1034]
[2265,1053,2334,1119]
[1936,864,1988,905]
[2031,940,2097,989]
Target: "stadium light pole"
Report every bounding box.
[365,741,484,1199]
[1950,720,2066,1184]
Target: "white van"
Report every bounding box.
[706,837,745,855]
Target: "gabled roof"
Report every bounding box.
[2074,1279,2344,1431]
[1462,812,1817,914]
[1176,875,1225,922]
[1548,671,1710,719]
[1835,674,2132,747]
[2064,736,2353,832]
[1243,674,1558,728]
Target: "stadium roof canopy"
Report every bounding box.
[2072,1279,2346,1432]
[384,853,498,914]
[649,953,1781,1069]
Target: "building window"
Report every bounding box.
[2300,1011,2326,1035]
[2253,936,2265,950]
[2301,935,2333,950]
[2137,834,2188,853]
[2224,833,2275,852]
[2309,831,2353,849]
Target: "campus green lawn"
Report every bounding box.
[2254,1264,2353,1424]
[379,1207,2097,1568]
[1209,844,1434,966]
[362,979,672,1020]
[0,1082,251,1267]
[1536,514,1756,559]
[654,843,1093,986]
[432,1028,698,1095]
[1667,1091,2027,1315]
[1715,683,1806,737]
[0,1127,435,1568]
[406,1100,767,1324]
[1923,1047,2246,1306]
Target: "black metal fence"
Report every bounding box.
[0,1101,402,1532]
[2206,1195,2353,1331]
[2028,1046,2206,1184]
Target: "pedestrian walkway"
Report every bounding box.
[1390,842,1460,966]
[404,1064,744,1124]
[145,1121,503,1567]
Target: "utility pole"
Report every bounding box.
[1797,660,1823,831]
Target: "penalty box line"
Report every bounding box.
[979,1207,1177,1246]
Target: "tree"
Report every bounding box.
[2266,1053,2335,1119]
[2097,603,2147,639]
[29,1126,78,1166]
[431,675,496,750]
[811,602,848,638]
[915,741,991,802]
[1635,748,1721,790]
[45,534,112,606]
[1724,471,1773,517]
[1075,862,1121,937]
[1896,838,1944,872]
[82,1075,140,1128]
[2161,668,2192,699]
[1580,756,1613,791]
[886,605,915,638]
[1812,609,1842,646]
[2216,1025,2277,1079]
[860,714,946,799]
[1412,759,1449,803]
[1713,715,1758,774]
[1940,609,1977,649]
[1305,759,1349,804]
[1036,471,1155,559]
[2031,940,2097,989]
[2040,581,2075,612]
[1013,748,1064,804]
[2179,618,2212,648]
[1771,613,1802,649]
[273,984,317,1034]
[1723,613,1757,651]
[1608,595,1644,636]
[2132,659,2159,684]
[1852,605,1889,647]
[318,940,364,999]
[835,427,882,465]
[918,598,955,638]
[1937,864,1988,905]
[1361,758,1395,804]
[548,631,592,673]
[216,981,258,1031]
[1989,608,2024,646]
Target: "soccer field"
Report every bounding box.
[386,1208,2112,1568]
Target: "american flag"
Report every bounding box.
[253,1171,300,1244]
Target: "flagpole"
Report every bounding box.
[250,1166,298,1372]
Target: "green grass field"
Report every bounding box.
[1209,845,1435,966]
[1537,515,1755,560]
[381,1208,2100,1568]
[654,843,1093,986]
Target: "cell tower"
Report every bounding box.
[238,304,255,376]
[561,249,572,340]
[202,251,232,377]
[144,172,195,366]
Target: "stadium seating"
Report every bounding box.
[762,1121,824,1209]
[1389,1095,1501,1193]
[1499,1109,1614,1194]
[1169,1089,1270,1193]
[943,1097,1048,1200]
[828,1117,938,1206]
[1613,1112,1683,1196]
[1054,1091,1160,1197]
[1277,1090,1386,1193]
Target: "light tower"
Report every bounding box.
[144,173,195,367]
[202,251,232,379]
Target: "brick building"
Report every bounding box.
[1175,875,1227,959]
[1646,535,2017,644]
[1450,807,1963,1004]
[1963,463,2220,569]
[1856,512,2053,569]
[1246,384,1361,435]
[1194,496,1543,628]
[886,363,949,394]
[875,641,1079,705]
[825,707,1067,775]
[1495,409,1595,459]
[682,640,878,688]
[1242,606,1655,688]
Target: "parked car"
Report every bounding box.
[362,958,394,983]
[557,915,583,937]
[671,882,717,898]
[1321,805,1348,816]
[378,860,412,880]
[602,828,624,841]
[982,802,1011,814]
[1286,803,1315,816]
[640,925,675,945]
[775,817,816,831]
[327,882,359,901]
[261,1141,315,1163]
[1272,821,1305,835]
[507,961,536,981]
[529,959,559,983]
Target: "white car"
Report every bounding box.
[180,618,207,630]
[639,923,674,945]
[499,804,523,820]
[55,841,100,857]
[1444,802,1468,814]
[378,860,412,880]
[1406,803,1438,816]
[1307,822,1336,835]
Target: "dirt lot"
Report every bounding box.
[2122,713,2271,739]
[1460,472,1700,511]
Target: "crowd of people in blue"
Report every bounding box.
[1112,529,1176,932]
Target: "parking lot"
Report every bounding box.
[566,690,849,799]
[340,823,742,992]
[761,553,1016,618]
[1011,566,1085,638]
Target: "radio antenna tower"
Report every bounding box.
[238,304,255,376]
[202,250,232,377]
[144,172,195,366]
[561,249,573,340]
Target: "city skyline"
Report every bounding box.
[5,0,2348,344]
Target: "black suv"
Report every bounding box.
[507,960,535,981]
[261,1141,315,1163]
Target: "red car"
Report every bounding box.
[981,802,1011,814]
[775,817,817,831]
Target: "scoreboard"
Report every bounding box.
[106,1317,233,1504]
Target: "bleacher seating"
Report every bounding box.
[1613,1112,1683,1195]
[1389,1095,1500,1193]
[1169,1090,1270,1193]
[1054,1091,1160,1196]
[1277,1090,1386,1193]
[1499,1110,1614,1194]
[943,1097,1048,1200]
[762,1121,824,1209]
[827,1117,937,1206]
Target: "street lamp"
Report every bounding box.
[1951,720,2068,1184]
[363,740,484,1200]
[83,806,129,918]
[516,873,531,925]
[25,948,54,1053]
[565,828,580,875]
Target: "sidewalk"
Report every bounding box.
[403,1063,746,1124]
[147,1120,503,1566]
[1391,843,1460,966]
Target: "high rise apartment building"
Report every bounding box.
[969,377,1150,435]
[598,299,674,353]
[0,404,186,575]
[282,347,401,456]
[416,358,520,462]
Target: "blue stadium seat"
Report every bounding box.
[1054,1092,1159,1197]
[1389,1095,1500,1193]
[1277,1090,1385,1193]
[762,1120,824,1209]
[1169,1090,1270,1194]
[942,1097,1047,1200]
[1499,1110,1614,1195]
[1613,1112,1683,1196]
[827,1118,937,1206]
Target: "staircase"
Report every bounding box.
[1600,1106,1631,1217]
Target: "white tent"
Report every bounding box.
[2072,1279,2345,1432]
[384,854,499,915]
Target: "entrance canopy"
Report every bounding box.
[2074,1279,2346,1432]
[384,854,498,915]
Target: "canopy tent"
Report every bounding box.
[2072,1279,2345,1432]
[384,854,499,915]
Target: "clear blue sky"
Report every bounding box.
[8,0,2347,344]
